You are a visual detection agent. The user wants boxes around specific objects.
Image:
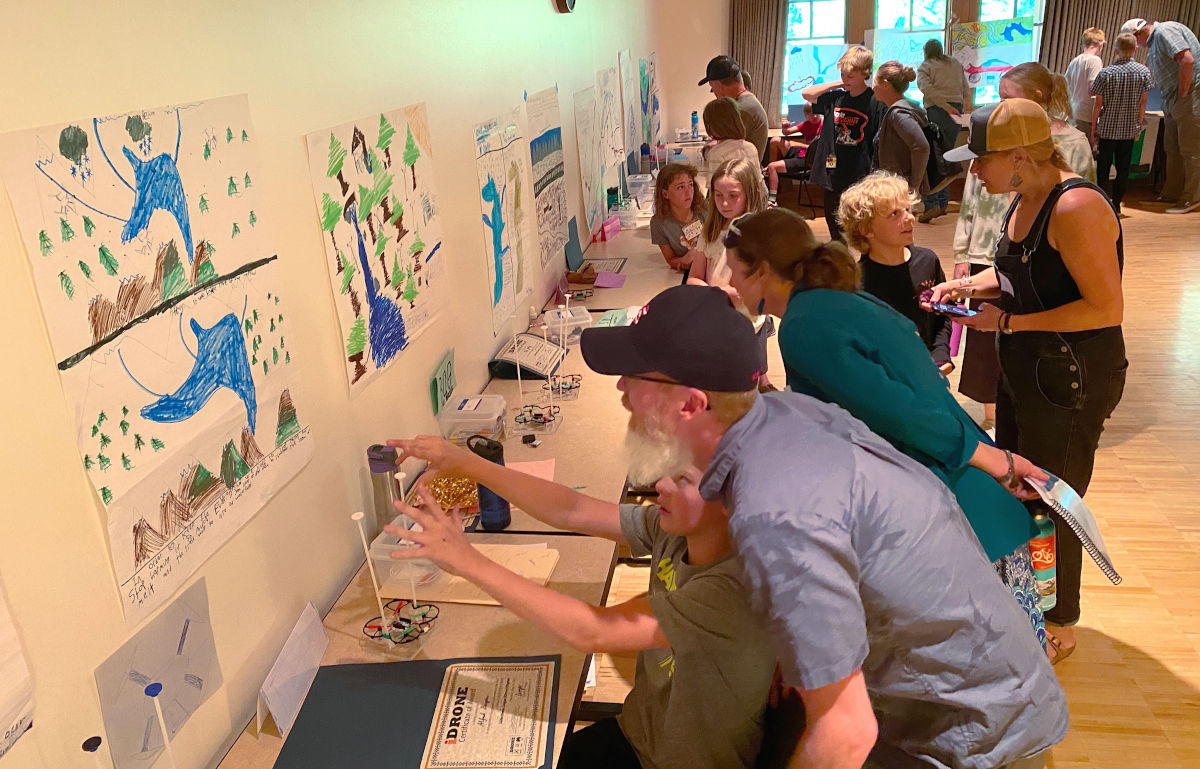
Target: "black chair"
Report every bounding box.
[777,165,821,219]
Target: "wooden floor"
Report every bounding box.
[582,179,1200,768]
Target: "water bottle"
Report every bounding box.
[1029,514,1057,611]
[640,143,651,174]
[690,111,699,140]
[466,435,510,530]
[367,444,402,536]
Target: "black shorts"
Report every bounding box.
[781,151,808,173]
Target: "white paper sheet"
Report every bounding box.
[0,580,33,760]
[257,603,327,737]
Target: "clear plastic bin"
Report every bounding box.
[543,305,593,345]
[437,394,507,444]
[369,514,441,590]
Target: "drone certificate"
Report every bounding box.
[422,661,555,768]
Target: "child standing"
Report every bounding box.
[698,97,760,191]
[839,171,953,372]
[650,163,707,272]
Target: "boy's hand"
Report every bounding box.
[387,435,473,475]
[387,482,482,576]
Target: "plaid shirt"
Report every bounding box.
[1146,21,1200,112]
[1091,58,1153,140]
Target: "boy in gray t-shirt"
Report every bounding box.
[386,436,774,769]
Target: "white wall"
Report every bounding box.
[0,2,682,768]
[652,0,732,140]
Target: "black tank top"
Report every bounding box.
[994,178,1123,321]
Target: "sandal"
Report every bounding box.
[1045,633,1076,665]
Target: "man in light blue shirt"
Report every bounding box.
[581,285,1068,769]
[1123,17,1200,211]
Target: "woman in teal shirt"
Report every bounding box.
[725,207,1049,645]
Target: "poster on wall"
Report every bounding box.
[0,94,313,625]
[572,87,603,236]
[596,65,624,191]
[783,42,847,109]
[305,103,447,391]
[0,579,33,760]
[525,87,568,271]
[473,108,534,335]
[640,53,662,149]
[950,18,1035,105]
[94,579,221,769]
[618,50,641,175]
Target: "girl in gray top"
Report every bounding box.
[873,60,931,196]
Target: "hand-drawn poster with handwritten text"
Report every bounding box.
[0,94,313,624]
[573,87,602,236]
[305,103,447,392]
[473,108,534,335]
[525,87,568,270]
[596,65,623,192]
[618,50,641,175]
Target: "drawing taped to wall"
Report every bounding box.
[305,103,447,391]
[0,94,313,624]
[595,65,623,191]
[572,87,603,236]
[474,108,534,334]
[525,87,568,270]
[640,54,662,150]
[618,50,640,175]
[951,18,1035,105]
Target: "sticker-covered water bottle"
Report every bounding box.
[466,435,511,531]
[691,110,699,140]
[1030,514,1057,611]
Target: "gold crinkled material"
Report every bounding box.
[423,474,479,511]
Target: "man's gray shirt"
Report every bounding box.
[699,392,1068,769]
[735,91,769,160]
[1147,21,1200,112]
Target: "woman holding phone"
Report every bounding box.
[930,98,1125,663]
[724,206,1049,644]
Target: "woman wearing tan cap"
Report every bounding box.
[931,98,1126,665]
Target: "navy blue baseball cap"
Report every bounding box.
[581,285,763,392]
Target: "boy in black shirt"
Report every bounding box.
[802,45,887,241]
[839,171,953,371]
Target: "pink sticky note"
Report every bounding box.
[509,459,555,482]
[594,271,626,288]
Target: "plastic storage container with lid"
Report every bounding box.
[437,394,507,444]
[369,513,441,590]
[543,305,593,345]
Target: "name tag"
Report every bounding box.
[825,154,837,169]
[681,220,703,244]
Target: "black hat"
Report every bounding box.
[581,285,762,392]
[698,55,740,86]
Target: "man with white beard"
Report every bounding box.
[385,428,774,768]
[580,284,1067,769]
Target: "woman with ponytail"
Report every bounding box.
[725,207,1050,644]
[873,60,932,196]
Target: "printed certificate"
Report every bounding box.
[421,661,554,768]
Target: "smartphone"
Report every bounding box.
[930,302,979,318]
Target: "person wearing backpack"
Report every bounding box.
[872,61,932,198]
[916,39,970,222]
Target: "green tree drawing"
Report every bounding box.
[60,217,75,242]
[249,210,257,227]
[203,142,212,161]
[150,438,165,451]
[232,222,241,238]
[346,316,367,357]
[226,127,234,143]
[98,245,118,275]
[327,133,349,196]
[409,226,426,257]
[339,257,355,294]
[391,252,404,290]
[320,193,341,251]
[58,271,74,299]
[133,434,145,451]
[83,216,95,236]
[244,172,252,188]
[99,433,111,450]
[98,454,111,471]
[91,425,99,438]
[377,114,396,166]
[119,419,129,436]
[273,347,279,364]
[100,487,113,505]
[227,176,238,196]
[403,125,421,190]
[78,260,92,280]
[198,194,209,213]
[83,455,94,470]
[241,129,249,142]
[121,453,133,471]
[97,411,107,425]
[402,266,419,307]
[38,230,53,256]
